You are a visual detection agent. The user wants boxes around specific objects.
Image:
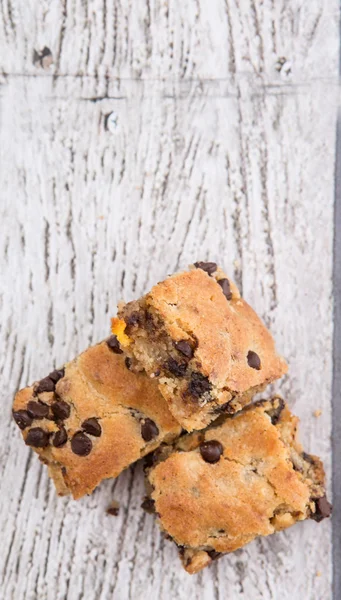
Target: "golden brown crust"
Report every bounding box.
[13,340,181,499]
[117,265,287,430]
[146,398,327,573]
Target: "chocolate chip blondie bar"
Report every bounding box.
[143,397,331,574]
[112,263,287,431]
[13,337,181,499]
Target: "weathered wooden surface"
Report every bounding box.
[0,1,339,599]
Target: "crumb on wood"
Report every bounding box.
[313,409,322,418]
[316,570,322,577]
[106,500,120,516]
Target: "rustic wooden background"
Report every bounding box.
[0,1,339,599]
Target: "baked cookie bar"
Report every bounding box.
[13,337,181,499]
[112,262,287,431]
[143,397,331,574]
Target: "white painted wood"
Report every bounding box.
[0,1,338,599]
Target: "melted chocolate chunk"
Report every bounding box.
[35,377,55,394]
[106,335,123,354]
[27,400,49,419]
[194,261,217,275]
[174,340,194,359]
[166,358,187,377]
[53,426,68,447]
[207,550,223,561]
[71,432,92,456]
[268,398,285,425]
[25,427,49,448]
[247,350,261,370]
[141,418,159,442]
[12,410,33,430]
[302,452,316,465]
[141,497,155,514]
[126,312,142,328]
[311,495,332,522]
[51,400,70,421]
[218,278,232,300]
[82,417,102,437]
[200,440,223,463]
[188,372,212,398]
[48,368,65,383]
[125,357,132,370]
[215,401,235,415]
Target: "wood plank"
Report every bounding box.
[0,0,338,598]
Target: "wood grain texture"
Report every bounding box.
[0,1,339,599]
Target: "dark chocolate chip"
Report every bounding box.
[125,357,132,370]
[106,506,119,516]
[51,400,70,421]
[207,550,223,561]
[48,368,65,383]
[247,350,261,370]
[188,372,212,398]
[71,432,92,456]
[166,358,187,377]
[53,426,68,447]
[215,401,235,415]
[27,400,49,419]
[141,497,155,514]
[25,427,50,448]
[218,278,232,300]
[82,417,102,437]
[106,335,123,354]
[36,377,55,394]
[12,410,33,430]
[194,261,217,275]
[126,312,141,327]
[200,440,224,463]
[141,418,159,442]
[302,452,316,465]
[311,495,332,522]
[174,340,194,359]
[268,398,285,425]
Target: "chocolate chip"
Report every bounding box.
[194,261,217,275]
[174,340,194,359]
[12,410,33,430]
[106,335,123,354]
[53,426,67,447]
[218,278,232,300]
[82,417,101,437]
[141,497,155,513]
[200,440,223,463]
[25,427,50,448]
[126,312,141,327]
[51,400,70,421]
[268,398,285,425]
[35,377,55,394]
[215,401,235,415]
[48,368,65,383]
[247,350,261,370]
[125,357,132,370]
[311,495,332,522]
[106,506,119,516]
[27,400,49,419]
[302,452,316,465]
[166,358,187,377]
[207,550,223,561]
[71,432,92,456]
[141,418,159,442]
[188,372,212,398]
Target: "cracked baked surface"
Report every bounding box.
[13,338,181,499]
[113,262,287,431]
[144,398,331,574]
